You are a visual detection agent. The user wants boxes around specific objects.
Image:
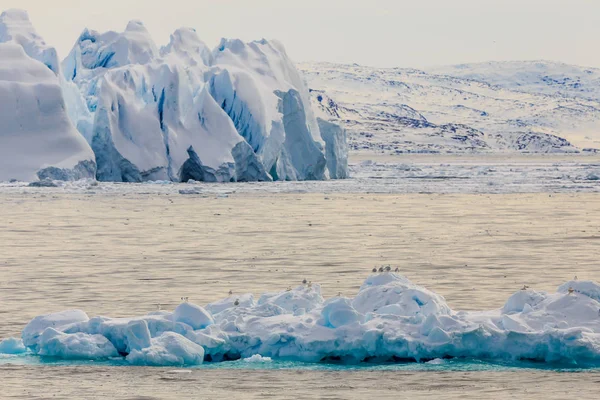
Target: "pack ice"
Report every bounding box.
[5,274,600,366]
[60,20,347,182]
[0,10,95,182]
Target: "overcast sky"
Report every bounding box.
[5,0,600,68]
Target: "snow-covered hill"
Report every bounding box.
[300,61,600,154]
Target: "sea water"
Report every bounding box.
[1,156,600,398]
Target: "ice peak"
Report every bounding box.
[0,8,59,75]
[161,27,213,67]
[0,8,30,22]
[125,20,146,32]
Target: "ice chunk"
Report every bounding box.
[126,332,205,366]
[173,302,214,330]
[319,298,362,328]
[243,354,272,363]
[37,328,118,359]
[502,289,547,313]
[353,273,451,317]
[317,118,349,179]
[125,320,152,351]
[558,280,600,302]
[258,285,324,313]
[22,309,89,351]
[206,293,255,315]
[0,337,27,354]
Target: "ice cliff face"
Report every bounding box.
[61,22,347,182]
[0,10,96,182]
[209,39,329,180]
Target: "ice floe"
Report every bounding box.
[4,274,600,367]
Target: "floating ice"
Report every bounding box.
[243,354,273,363]
[0,337,27,354]
[11,274,600,366]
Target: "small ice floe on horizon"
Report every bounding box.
[425,358,446,365]
[6,275,600,367]
[585,171,600,181]
[243,354,273,363]
[179,188,202,195]
[27,179,59,188]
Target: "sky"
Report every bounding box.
[4,0,600,68]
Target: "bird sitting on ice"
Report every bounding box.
[385,266,391,272]
[378,267,384,273]
[372,267,377,273]
[234,299,240,306]
[568,287,575,295]
[521,285,530,291]
[302,279,307,285]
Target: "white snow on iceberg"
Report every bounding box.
[9,274,600,367]
[0,10,95,182]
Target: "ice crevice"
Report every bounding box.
[4,274,600,367]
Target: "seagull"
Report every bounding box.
[228,290,233,296]
[521,285,530,291]
[568,287,575,295]
[234,299,240,306]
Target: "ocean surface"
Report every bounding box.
[1,155,599,398]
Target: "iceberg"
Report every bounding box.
[210,39,331,180]
[61,20,347,182]
[10,274,600,366]
[0,337,27,354]
[0,10,95,182]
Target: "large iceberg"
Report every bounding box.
[6,274,600,366]
[60,20,347,182]
[0,10,95,182]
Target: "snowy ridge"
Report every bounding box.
[300,62,600,155]
[3,274,600,367]
[0,10,95,182]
